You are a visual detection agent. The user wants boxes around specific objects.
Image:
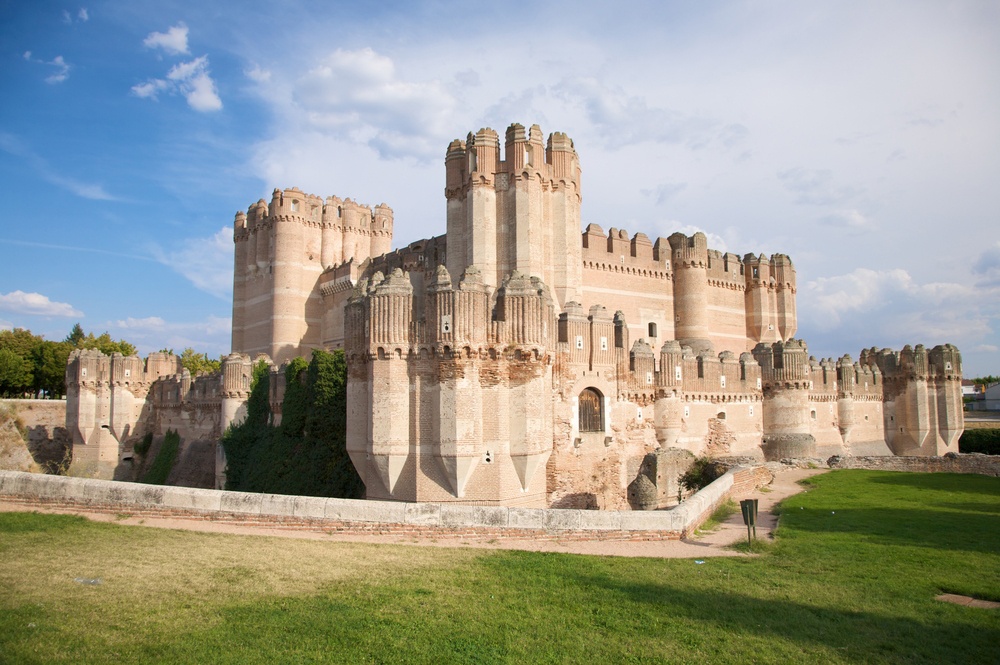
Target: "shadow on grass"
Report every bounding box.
[567,575,1000,664]
[781,507,1000,555]
[865,472,1000,496]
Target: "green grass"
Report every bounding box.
[1,470,999,663]
[695,498,738,534]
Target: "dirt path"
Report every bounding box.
[1,467,826,559]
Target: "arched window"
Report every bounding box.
[579,388,604,432]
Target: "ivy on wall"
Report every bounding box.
[221,350,364,499]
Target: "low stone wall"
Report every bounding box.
[828,453,1000,477]
[0,466,769,541]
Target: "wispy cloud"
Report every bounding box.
[0,133,116,200]
[0,291,83,318]
[63,8,88,24]
[143,23,189,55]
[23,51,71,84]
[150,227,232,298]
[0,238,155,262]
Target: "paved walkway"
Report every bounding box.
[0,467,827,559]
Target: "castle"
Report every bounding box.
[66,122,965,509]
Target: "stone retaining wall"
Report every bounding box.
[828,453,1000,476]
[0,466,769,541]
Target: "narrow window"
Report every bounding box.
[579,388,603,432]
[648,322,657,338]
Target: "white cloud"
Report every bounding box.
[133,55,222,112]
[62,10,72,24]
[131,79,169,99]
[143,23,189,55]
[288,47,456,160]
[0,291,83,317]
[114,316,167,329]
[44,56,70,84]
[975,344,999,353]
[797,268,999,361]
[150,227,233,298]
[185,72,223,112]
[0,319,13,331]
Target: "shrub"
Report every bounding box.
[678,457,724,492]
[960,428,1000,455]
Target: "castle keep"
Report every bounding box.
[65,122,964,508]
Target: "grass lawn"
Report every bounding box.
[1,470,998,664]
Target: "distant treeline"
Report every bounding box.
[0,324,223,398]
[0,324,135,398]
[221,349,363,499]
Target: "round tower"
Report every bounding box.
[668,232,712,353]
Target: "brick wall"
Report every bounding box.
[828,453,1000,476]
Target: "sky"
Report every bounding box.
[0,0,998,377]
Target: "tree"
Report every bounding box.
[65,323,85,347]
[31,340,73,397]
[79,331,136,356]
[0,348,33,396]
[179,348,222,375]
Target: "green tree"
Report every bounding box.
[65,323,85,347]
[30,340,73,397]
[179,348,222,375]
[79,331,136,356]
[0,328,41,358]
[0,348,33,396]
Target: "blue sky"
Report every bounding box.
[1,0,998,376]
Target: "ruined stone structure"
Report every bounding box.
[65,122,965,508]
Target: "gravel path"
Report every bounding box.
[1,467,826,559]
